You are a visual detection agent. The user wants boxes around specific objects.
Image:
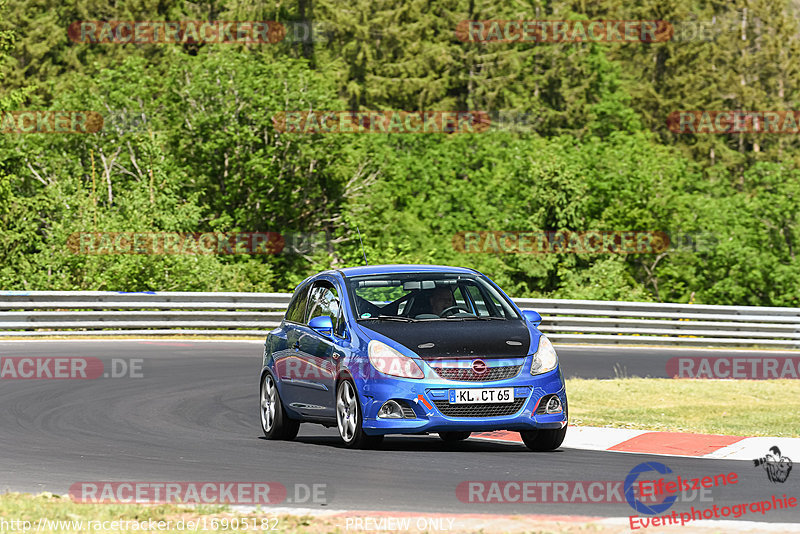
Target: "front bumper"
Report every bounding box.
[358,366,567,436]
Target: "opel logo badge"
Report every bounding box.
[472,359,488,375]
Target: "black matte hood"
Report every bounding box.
[359,319,532,360]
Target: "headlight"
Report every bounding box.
[530,335,558,375]
[368,340,424,379]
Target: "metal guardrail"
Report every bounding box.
[514,298,800,347]
[1,291,799,347]
[0,291,290,337]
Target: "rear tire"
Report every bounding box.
[336,380,383,449]
[439,431,471,442]
[260,373,300,440]
[520,426,567,451]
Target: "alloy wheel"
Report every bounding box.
[260,374,277,433]
[337,380,357,442]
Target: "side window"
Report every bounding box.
[307,282,346,338]
[285,284,311,323]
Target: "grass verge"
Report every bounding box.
[0,492,671,534]
[566,378,800,437]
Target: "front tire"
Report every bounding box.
[336,379,383,449]
[260,373,300,440]
[520,425,567,451]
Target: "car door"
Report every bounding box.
[274,282,312,409]
[292,279,344,418]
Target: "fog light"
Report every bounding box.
[378,400,404,419]
[545,396,562,414]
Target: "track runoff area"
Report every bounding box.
[0,340,797,533]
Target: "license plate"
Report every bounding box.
[448,387,514,404]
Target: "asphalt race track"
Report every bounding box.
[0,340,797,522]
[554,344,800,379]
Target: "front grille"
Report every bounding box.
[431,364,522,382]
[432,398,526,418]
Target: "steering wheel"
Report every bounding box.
[439,305,472,317]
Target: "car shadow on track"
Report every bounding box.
[259,435,564,453]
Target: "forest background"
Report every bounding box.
[1,0,799,306]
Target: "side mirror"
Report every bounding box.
[308,315,334,337]
[522,310,542,327]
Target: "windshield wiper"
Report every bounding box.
[373,315,418,322]
[415,316,474,321]
[427,315,507,321]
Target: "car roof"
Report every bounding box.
[335,264,479,278]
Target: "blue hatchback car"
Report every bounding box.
[260,264,568,450]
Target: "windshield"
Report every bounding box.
[346,272,521,321]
